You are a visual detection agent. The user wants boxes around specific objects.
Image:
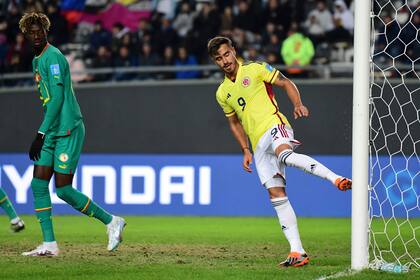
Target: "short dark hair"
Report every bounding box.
[19,12,50,34]
[207,36,233,57]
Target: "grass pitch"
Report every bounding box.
[0,216,418,280]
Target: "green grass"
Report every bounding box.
[0,216,418,279]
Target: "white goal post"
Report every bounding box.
[352,0,370,270]
[353,0,419,271]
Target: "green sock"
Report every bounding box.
[31,178,55,242]
[56,185,112,225]
[0,187,18,220]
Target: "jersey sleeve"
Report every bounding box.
[216,87,235,117]
[46,52,65,86]
[38,53,65,134]
[256,62,280,84]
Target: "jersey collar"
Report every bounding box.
[224,62,242,84]
[35,43,50,59]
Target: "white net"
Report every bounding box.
[369,0,419,270]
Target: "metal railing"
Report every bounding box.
[1,63,417,90]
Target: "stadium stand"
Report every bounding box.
[0,0,416,85]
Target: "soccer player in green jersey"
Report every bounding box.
[0,186,25,232]
[19,12,126,256]
[208,36,352,267]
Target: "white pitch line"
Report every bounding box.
[315,268,360,280]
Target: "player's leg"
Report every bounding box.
[273,125,351,191]
[254,131,308,267]
[22,164,59,256]
[0,186,24,232]
[55,173,114,224]
[266,179,309,267]
[54,123,126,251]
[55,173,125,251]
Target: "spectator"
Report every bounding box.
[111,22,130,55]
[152,0,177,20]
[0,33,8,74]
[90,21,112,52]
[192,1,220,63]
[134,18,152,48]
[5,3,22,43]
[326,18,352,45]
[233,0,257,33]
[281,22,315,77]
[175,46,199,79]
[121,33,136,55]
[220,6,234,34]
[261,0,292,34]
[113,46,136,81]
[154,17,178,55]
[333,0,354,33]
[91,46,113,82]
[46,3,68,47]
[172,2,195,38]
[4,33,31,86]
[157,45,176,79]
[21,0,44,13]
[263,33,281,63]
[138,43,160,79]
[261,21,285,47]
[326,17,352,62]
[6,32,31,72]
[307,1,334,33]
[304,1,334,46]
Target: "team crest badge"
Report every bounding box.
[242,76,251,87]
[59,153,69,162]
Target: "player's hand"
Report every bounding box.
[29,133,45,161]
[293,105,309,119]
[243,149,253,173]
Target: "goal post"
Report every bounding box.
[352,0,371,270]
[353,0,419,272]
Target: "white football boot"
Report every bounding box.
[106,216,126,251]
[22,242,59,257]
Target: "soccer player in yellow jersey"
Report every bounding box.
[208,36,352,267]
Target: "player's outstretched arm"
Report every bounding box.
[273,75,309,119]
[227,115,253,173]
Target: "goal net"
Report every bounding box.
[369,0,419,270]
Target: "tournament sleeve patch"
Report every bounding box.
[265,63,274,72]
[50,64,60,75]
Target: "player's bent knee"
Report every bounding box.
[54,172,74,188]
[275,144,293,157]
[278,149,293,165]
[33,165,53,181]
[267,187,287,199]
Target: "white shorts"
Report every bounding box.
[254,124,301,188]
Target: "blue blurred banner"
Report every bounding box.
[4,153,416,218]
[0,154,354,217]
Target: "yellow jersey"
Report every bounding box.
[216,61,291,149]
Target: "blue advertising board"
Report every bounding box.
[0,154,417,217]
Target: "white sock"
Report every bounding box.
[10,217,20,224]
[43,241,58,250]
[271,197,305,254]
[278,149,339,184]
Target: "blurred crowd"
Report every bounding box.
[0,0,418,84]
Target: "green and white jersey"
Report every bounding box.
[32,44,82,136]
